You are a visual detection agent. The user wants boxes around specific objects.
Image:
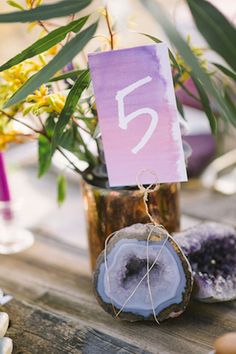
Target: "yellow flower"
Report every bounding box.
[7,0,43,10]
[0,24,65,135]
[7,1,24,10]
[175,35,208,86]
[27,22,38,32]
[47,44,59,57]
[34,0,43,6]
[0,60,43,93]
[0,59,45,124]
[25,0,43,9]
[0,130,30,151]
[0,55,66,123]
[25,85,66,115]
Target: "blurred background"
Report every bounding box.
[1,0,236,61]
[0,0,236,251]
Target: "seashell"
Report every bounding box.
[174,222,236,302]
[0,313,9,338]
[0,337,13,354]
[93,223,193,322]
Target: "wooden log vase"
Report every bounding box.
[81,177,180,271]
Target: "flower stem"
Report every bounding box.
[0,110,83,175]
[0,110,41,134]
[105,7,114,50]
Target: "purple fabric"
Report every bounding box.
[184,134,216,177]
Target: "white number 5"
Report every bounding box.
[116,76,159,154]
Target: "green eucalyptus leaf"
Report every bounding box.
[187,0,236,71]
[51,70,90,153]
[213,62,236,82]
[59,127,76,151]
[38,134,52,177]
[45,115,56,137]
[224,90,236,128]
[175,78,200,103]
[49,69,87,82]
[57,174,67,206]
[175,95,185,120]
[140,0,235,128]
[0,0,92,23]
[4,22,97,108]
[60,128,88,162]
[191,75,217,134]
[0,16,88,72]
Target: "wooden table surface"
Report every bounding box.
[1,148,236,354]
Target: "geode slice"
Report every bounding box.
[93,223,193,322]
[174,222,236,302]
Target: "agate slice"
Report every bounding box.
[93,223,193,322]
[174,222,236,302]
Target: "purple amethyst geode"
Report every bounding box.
[174,222,236,302]
[93,224,193,322]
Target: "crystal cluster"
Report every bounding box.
[174,222,236,302]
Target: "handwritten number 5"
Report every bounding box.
[116,76,159,154]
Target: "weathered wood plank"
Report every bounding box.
[180,188,236,227]
[0,241,215,354]
[0,260,211,354]
[4,300,149,354]
[36,290,236,352]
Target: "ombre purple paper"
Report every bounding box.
[89,44,187,187]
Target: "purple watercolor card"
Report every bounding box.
[89,44,187,187]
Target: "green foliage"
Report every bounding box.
[49,70,87,82]
[213,63,236,82]
[175,96,185,120]
[38,134,52,177]
[191,75,217,134]
[1,0,236,185]
[4,22,97,108]
[51,70,90,154]
[38,116,56,177]
[141,0,236,130]
[59,123,96,165]
[59,126,86,160]
[187,0,236,72]
[57,174,67,206]
[0,0,92,23]
[224,90,236,127]
[0,16,89,72]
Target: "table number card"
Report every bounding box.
[88,44,187,187]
